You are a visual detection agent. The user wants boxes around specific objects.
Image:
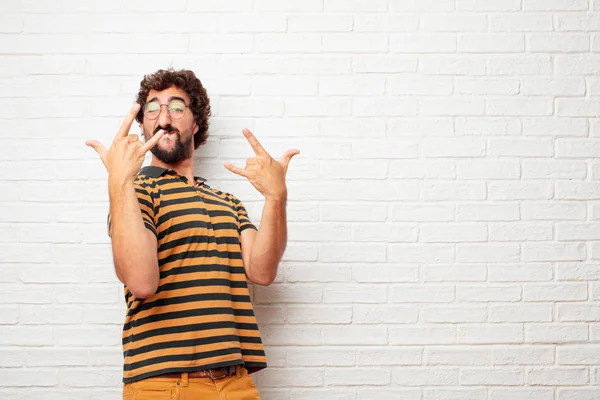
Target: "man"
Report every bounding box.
[86,68,298,399]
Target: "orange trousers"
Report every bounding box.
[123,367,261,400]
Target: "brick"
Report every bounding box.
[488,264,553,282]
[523,118,588,137]
[286,348,354,367]
[557,13,600,31]
[352,264,418,283]
[489,223,553,242]
[324,34,388,53]
[420,55,487,75]
[524,0,589,11]
[421,14,488,32]
[488,55,553,75]
[457,286,522,302]
[323,326,387,345]
[557,304,600,322]
[287,306,352,324]
[488,99,553,116]
[492,346,555,365]
[522,160,587,179]
[456,243,520,263]
[421,224,487,243]
[390,325,456,345]
[490,388,554,400]
[457,204,519,221]
[490,304,553,322]
[392,368,458,386]
[392,0,455,11]
[457,0,521,11]
[459,34,525,53]
[461,368,523,385]
[423,306,487,323]
[557,263,600,281]
[354,305,418,324]
[353,55,417,73]
[455,79,520,95]
[390,34,457,53]
[426,347,490,366]
[458,324,524,344]
[457,160,520,179]
[489,182,553,200]
[325,368,390,386]
[326,0,387,11]
[423,265,487,282]
[0,370,57,387]
[526,367,589,385]
[521,78,586,96]
[491,13,553,31]
[558,389,600,400]
[288,14,353,32]
[557,345,600,365]
[324,285,388,303]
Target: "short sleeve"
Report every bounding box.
[107,184,157,238]
[233,197,257,234]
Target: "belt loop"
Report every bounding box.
[236,365,242,378]
[181,372,189,387]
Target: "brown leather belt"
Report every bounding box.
[156,365,238,380]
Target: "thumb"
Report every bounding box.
[85,140,108,166]
[279,149,300,173]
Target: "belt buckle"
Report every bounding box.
[209,367,228,380]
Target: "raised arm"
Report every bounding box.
[225,128,299,286]
[86,104,165,298]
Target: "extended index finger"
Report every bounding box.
[242,128,268,156]
[116,103,141,140]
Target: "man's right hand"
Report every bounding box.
[85,104,164,184]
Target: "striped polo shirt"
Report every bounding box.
[109,166,267,383]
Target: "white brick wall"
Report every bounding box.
[1,0,599,399]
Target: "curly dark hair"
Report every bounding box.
[135,68,211,149]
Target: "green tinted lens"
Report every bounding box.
[168,100,186,118]
[144,102,161,118]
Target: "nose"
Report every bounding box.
[157,105,172,126]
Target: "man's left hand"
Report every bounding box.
[224,128,299,201]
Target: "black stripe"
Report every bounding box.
[156,278,248,293]
[124,321,235,343]
[158,249,242,267]
[143,221,157,236]
[159,196,239,213]
[160,263,245,279]
[157,207,209,226]
[157,235,239,253]
[127,292,251,317]
[126,334,246,357]
[241,349,267,357]
[158,220,209,241]
[161,186,196,196]
[137,177,185,190]
[124,307,255,331]
[124,347,241,371]
[239,336,263,344]
[123,321,261,344]
[211,222,238,231]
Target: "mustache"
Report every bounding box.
[154,125,179,135]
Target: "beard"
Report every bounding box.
[145,126,193,164]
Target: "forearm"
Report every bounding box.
[109,179,159,298]
[247,197,288,285]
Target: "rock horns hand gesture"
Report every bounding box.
[85,104,164,183]
[224,128,299,201]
